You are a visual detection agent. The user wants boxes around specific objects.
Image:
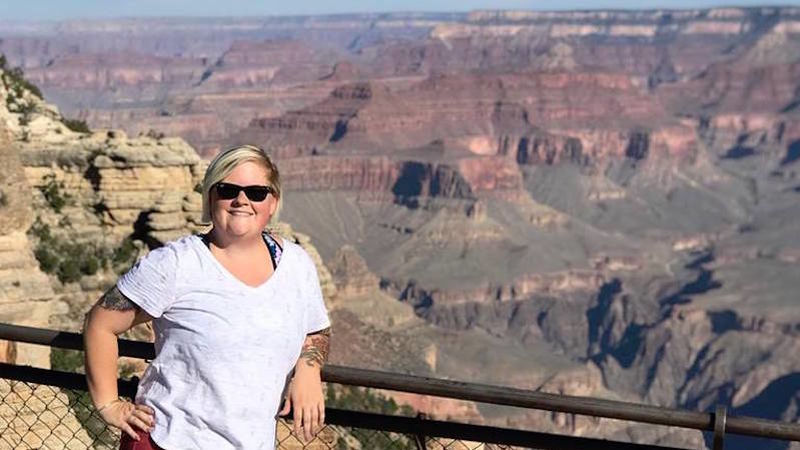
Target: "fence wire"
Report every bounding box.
[1,378,514,450]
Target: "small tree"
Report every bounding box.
[63,118,91,133]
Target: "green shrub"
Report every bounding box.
[326,385,417,449]
[326,385,415,416]
[38,173,72,213]
[63,118,91,133]
[16,100,37,126]
[111,238,138,273]
[57,260,82,283]
[33,244,60,273]
[1,60,43,99]
[51,348,85,373]
[1,54,44,133]
[44,240,105,284]
[29,217,50,237]
[144,129,165,139]
[28,216,138,284]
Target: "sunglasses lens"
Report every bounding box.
[244,187,269,202]
[215,183,240,199]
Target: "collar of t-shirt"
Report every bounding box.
[200,232,283,270]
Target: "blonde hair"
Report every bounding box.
[201,145,281,224]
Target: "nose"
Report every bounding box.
[231,189,250,205]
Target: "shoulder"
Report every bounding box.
[168,234,203,252]
[281,239,316,269]
[130,234,200,270]
[153,234,199,257]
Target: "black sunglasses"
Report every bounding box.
[214,182,274,202]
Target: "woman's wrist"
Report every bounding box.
[293,365,322,383]
[295,361,322,373]
[96,398,122,413]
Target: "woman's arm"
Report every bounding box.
[279,326,331,442]
[298,326,331,369]
[84,285,155,441]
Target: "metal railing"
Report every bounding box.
[2,323,800,450]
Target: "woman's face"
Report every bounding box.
[210,161,278,239]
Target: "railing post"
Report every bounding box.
[414,412,427,450]
[713,405,727,450]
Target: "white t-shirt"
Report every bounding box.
[117,234,331,450]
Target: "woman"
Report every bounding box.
[84,145,332,449]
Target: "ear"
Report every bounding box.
[267,195,279,216]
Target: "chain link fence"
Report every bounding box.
[1,378,513,450]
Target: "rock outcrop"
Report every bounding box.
[0,120,58,367]
[19,131,205,245]
[329,245,379,298]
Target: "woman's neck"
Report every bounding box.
[207,228,265,254]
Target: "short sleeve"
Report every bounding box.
[301,251,331,335]
[116,245,178,318]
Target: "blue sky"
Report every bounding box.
[1,0,796,21]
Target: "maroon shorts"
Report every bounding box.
[119,429,163,450]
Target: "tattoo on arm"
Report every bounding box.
[97,286,139,312]
[299,327,331,368]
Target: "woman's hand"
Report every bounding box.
[281,327,330,442]
[97,399,155,441]
[279,368,325,443]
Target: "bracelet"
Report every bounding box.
[96,398,122,413]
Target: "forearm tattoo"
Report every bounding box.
[97,286,139,311]
[300,327,331,368]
